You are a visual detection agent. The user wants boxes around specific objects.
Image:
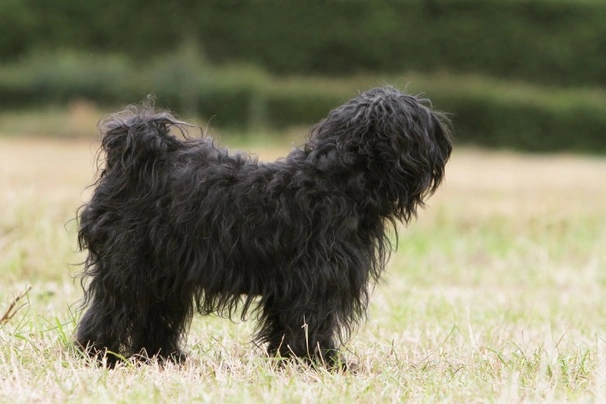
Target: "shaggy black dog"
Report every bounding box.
[75,86,452,367]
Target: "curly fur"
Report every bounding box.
[75,86,452,367]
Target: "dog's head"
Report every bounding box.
[307,86,452,223]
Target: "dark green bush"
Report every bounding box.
[262,81,606,153]
[434,92,606,153]
[195,0,606,86]
[1,53,605,153]
[3,0,606,86]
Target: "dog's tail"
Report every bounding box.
[97,106,189,174]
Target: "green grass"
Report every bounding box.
[1,135,605,402]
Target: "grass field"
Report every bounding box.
[1,133,605,402]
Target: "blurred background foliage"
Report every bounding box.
[1,0,605,152]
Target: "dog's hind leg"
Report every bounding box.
[75,295,126,367]
[129,290,191,364]
[77,251,190,365]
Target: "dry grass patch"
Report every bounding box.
[1,136,605,402]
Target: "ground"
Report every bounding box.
[1,135,605,402]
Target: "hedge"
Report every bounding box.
[2,0,606,86]
[1,52,605,153]
[195,0,606,87]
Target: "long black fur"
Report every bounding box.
[75,86,452,367]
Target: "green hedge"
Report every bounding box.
[2,0,606,86]
[195,0,606,86]
[262,77,606,153]
[1,52,605,153]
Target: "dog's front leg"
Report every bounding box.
[258,296,342,367]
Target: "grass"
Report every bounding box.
[1,130,605,402]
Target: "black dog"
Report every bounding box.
[75,86,452,367]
